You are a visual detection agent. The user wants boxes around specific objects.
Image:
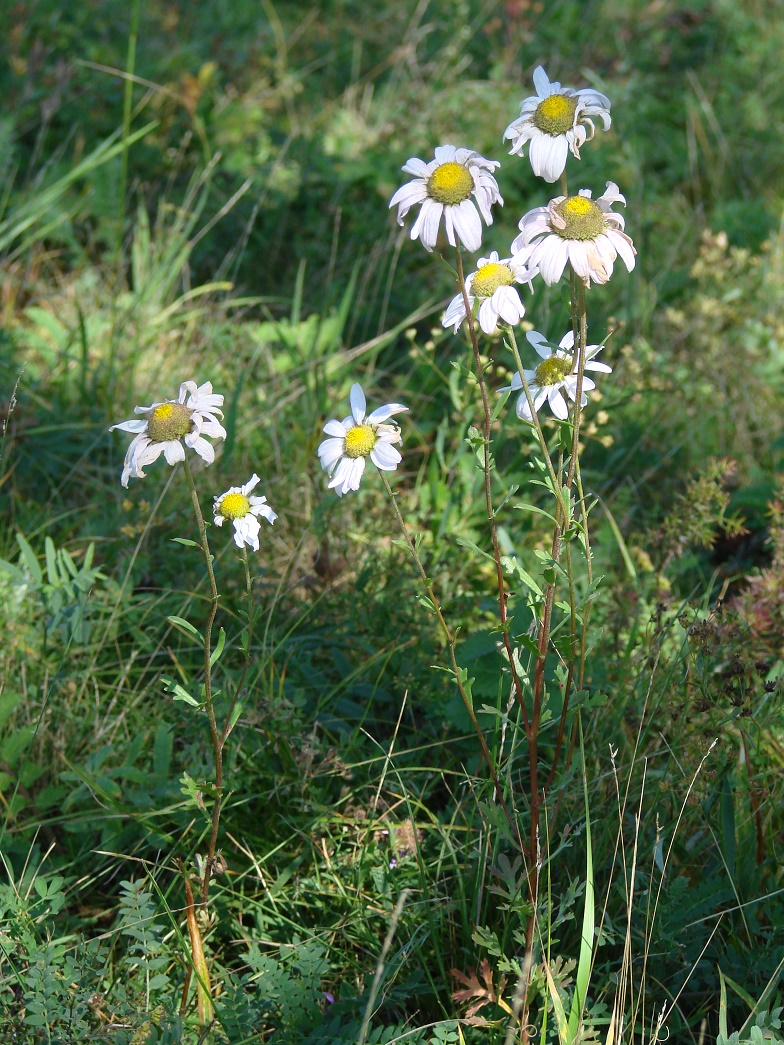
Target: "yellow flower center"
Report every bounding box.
[427,162,474,205]
[218,492,250,520]
[535,356,572,386]
[554,195,606,241]
[146,402,193,442]
[533,93,578,135]
[344,423,377,459]
[472,262,514,298]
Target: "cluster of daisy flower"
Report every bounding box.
[111,381,275,550]
[316,66,633,496]
[111,66,633,509]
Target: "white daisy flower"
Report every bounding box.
[504,66,611,183]
[110,381,226,488]
[318,383,408,497]
[502,329,611,422]
[389,144,503,253]
[213,474,276,551]
[442,251,538,336]
[511,181,635,286]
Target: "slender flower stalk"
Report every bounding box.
[378,468,526,856]
[454,248,534,739]
[181,455,223,905]
[221,546,254,748]
[503,264,593,1043]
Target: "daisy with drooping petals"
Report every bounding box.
[442,251,538,336]
[502,329,611,422]
[318,383,408,496]
[511,182,635,286]
[504,66,611,183]
[213,474,276,551]
[389,145,503,253]
[110,381,226,488]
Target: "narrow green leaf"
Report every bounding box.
[455,535,494,563]
[226,700,244,737]
[501,554,543,598]
[161,675,201,707]
[543,958,570,1044]
[166,615,203,643]
[171,537,200,548]
[720,774,736,879]
[718,969,729,1040]
[209,627,226,668]
[44,536,58,587]
[514,501,560,526]
[598,496,637,580]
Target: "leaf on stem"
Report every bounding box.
[209,627,226,667]
[500,554,543,598]
[161,674,202,707]
[166,615,203,643]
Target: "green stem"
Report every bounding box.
[181,455,222,904]
[574,464,593,690]
[454,248,531,737]
[221,546,253,746]
[515,269,589,1045]
[378,469,527,856]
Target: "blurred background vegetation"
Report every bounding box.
[1,0,784,1041]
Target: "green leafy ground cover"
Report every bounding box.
[1,0,784,1041]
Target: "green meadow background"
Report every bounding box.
[2,0,784,1041]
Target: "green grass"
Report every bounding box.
[2,1,784,1042]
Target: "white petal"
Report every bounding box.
[250,499,277,525]
[411,198,443,251]
[190,437,215,464]
[442,292,468,332]
[567,241,592,281]
[549,387,568,420]
[451,200,483,252]
[477,298,499,334]
[559,329,576,352]
[434,145,457,165]
[349,383,366,423]
[323,418,347,438]
[401,157,430,177]
[389,180,428,216]
[535,237,569,285]
[607,229,637,272]
[370,441,402,470]
[532,66,551,97]
[327,457,353,494]
[110,418,148,433]
[366,402,408,424]
[163,440,186,465]
[195,419,226,440]
[346,457,365,492]
[529,133,569,183]
[494,285,524,325]
[318,438,345,473]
